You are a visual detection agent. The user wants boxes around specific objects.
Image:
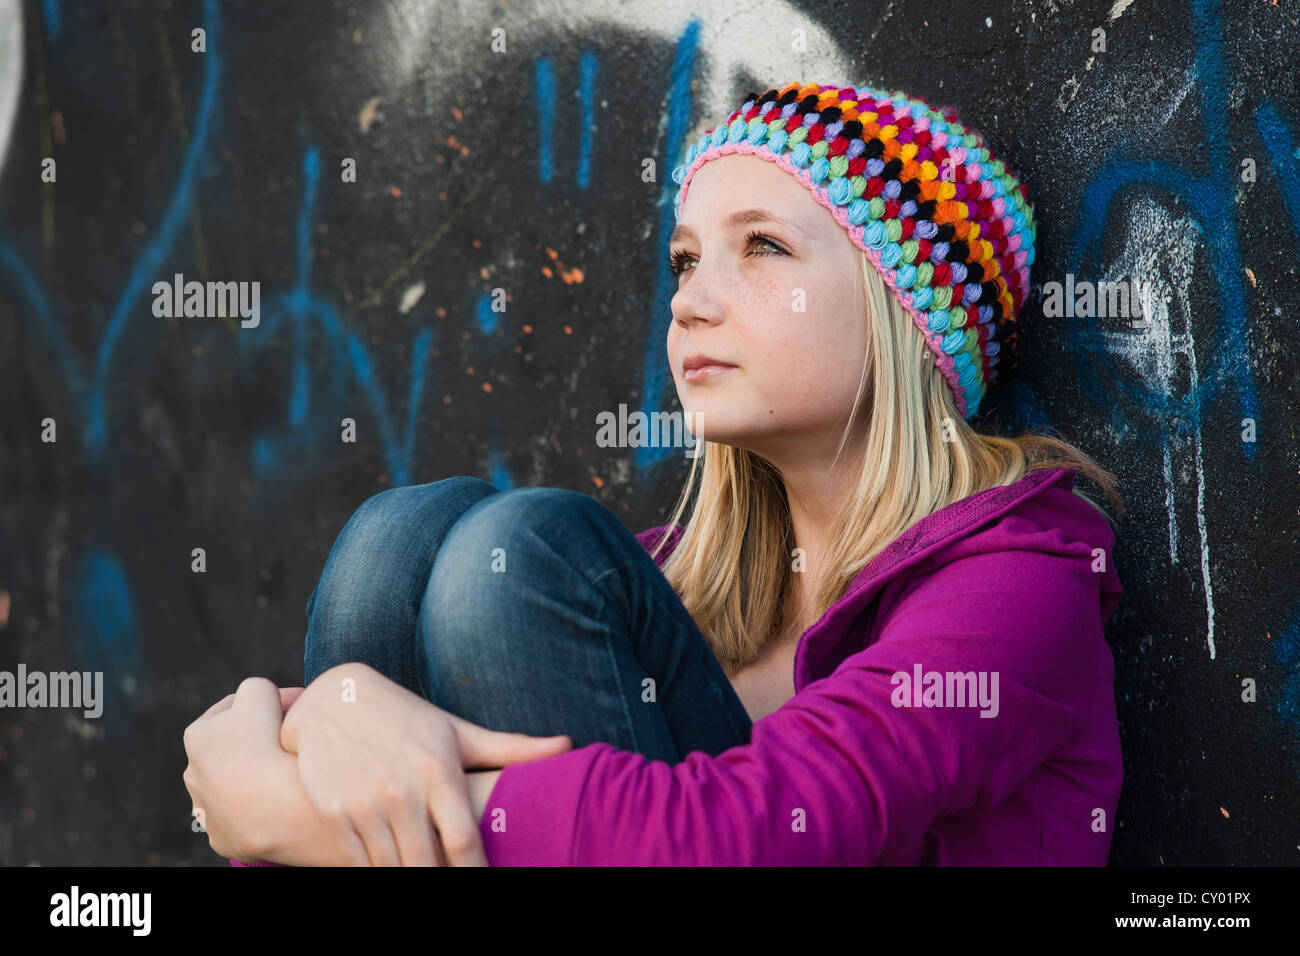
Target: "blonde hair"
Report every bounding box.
[651,244,1125,676]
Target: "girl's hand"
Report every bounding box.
[279,662,572,867]
[182,678,306,861]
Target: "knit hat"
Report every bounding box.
[671,81,1036,421]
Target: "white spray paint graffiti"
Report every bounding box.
[373,0,854,129]
[0,0,21,172]
[1090,196,1216,660]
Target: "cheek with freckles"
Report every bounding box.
[748,300,866,422]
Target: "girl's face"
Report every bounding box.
[667,154,870,461]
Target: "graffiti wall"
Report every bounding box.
[0,0,1296,865]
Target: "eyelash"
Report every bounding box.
[667,231,787,277]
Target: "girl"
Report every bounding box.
[184,80,1126,866]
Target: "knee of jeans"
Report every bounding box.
[310,477,491,618]
[319,487,416,590]
[336,477,496,558]
[351,476,496,531]
[418,487,610,646]
[484,486,614,536]
[449,486,612,566]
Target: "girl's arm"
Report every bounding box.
[243,749,355,866]
[246,763,503,865]
[194,674,510,866]
[276,662,567,866]
[475,548,1109,865]
[184,677,354,866]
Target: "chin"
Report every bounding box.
[679,393,761,442]
[680,416,749,448]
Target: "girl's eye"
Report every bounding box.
[668,248,694,277]
[667,231,787,277]
[744,231,785,256]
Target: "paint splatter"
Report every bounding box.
[358,96,381,133]
[398,280,426,314]
[543,246,584,284]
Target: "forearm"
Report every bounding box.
[249,764,501,865]
[242,750,354,866]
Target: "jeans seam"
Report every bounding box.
[588,568,643,756]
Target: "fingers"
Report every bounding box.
[386,797,441,867]
[376,765,452,866]
[279,686,306,711]
[231,676,285,724]
[318,806,376,867]
[191,678,289,735]
[364,766,436,866]
[449,717,573,769]
[426,768,489,867]
[351,809,403,866]
[199,692,237,721]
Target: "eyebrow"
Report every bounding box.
[669,208,807,246]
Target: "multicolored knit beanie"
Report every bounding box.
[671,81,1036,421]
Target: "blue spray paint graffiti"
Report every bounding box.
[0,0,224,708]
[487,441,513,491]
[577,50,597,190]
[536,57,556,184]
[532,49,596,188]
[2,0,445,704]
[40,0,59,45]
[241,146,436,489]
[6,2,438,489]
[85,0,222,463]
[475,290,499,334]
[71,549,140,718]
[636,18,701,471]
[1255,103,1300,241]
[3,0,222,442]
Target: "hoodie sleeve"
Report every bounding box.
[477,546,1105,865]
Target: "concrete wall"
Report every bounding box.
[0,0,1296,865]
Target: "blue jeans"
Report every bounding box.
[302,477,753,763]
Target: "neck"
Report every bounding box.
[774,448,864,624]
[735,418,871,637]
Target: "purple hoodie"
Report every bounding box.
[234,464,1123,866]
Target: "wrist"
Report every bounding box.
[241,751,295,862]
[251,751,352,866]
[280,662,363,754]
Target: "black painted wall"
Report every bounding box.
[0,0,1297,865]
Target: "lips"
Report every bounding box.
[683,353,736,371]
[682,363,736,384]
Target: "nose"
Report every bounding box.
[669,258,726,331]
